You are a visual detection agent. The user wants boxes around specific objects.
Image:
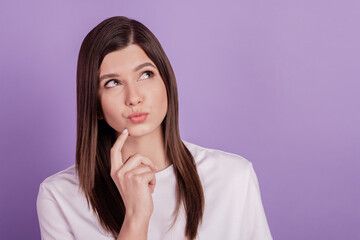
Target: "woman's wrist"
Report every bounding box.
[125,213,150,230]
[117,214,150,240]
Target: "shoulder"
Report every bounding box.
[37,166,112,239]
[182,140,253,183]
[38,165,79,200]
[37,165,85,229]
[182,142,273,239]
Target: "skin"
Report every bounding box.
[97,44,169,239]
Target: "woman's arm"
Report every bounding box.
[37,183,76,240]
[111,129,157,240]
[239,163,273,239]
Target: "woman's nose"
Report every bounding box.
[125,84,143,106]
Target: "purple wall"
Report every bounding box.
[1,1,359,239]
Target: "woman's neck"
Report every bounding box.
[119,126,170,171]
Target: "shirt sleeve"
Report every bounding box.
[36,182,75,240]
[239,163,273,240]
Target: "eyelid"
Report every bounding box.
[104,79,120,88]
[140,70,154,79]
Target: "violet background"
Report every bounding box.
[1,0,359,239]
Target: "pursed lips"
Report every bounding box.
[128,112,149,123]
[128,112,148,118]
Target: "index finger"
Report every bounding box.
[110,128,129,171]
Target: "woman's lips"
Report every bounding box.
[128,112,148,123]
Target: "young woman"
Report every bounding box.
[37,16,272,240]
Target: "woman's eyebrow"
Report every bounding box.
[134,62,156,72]
[99,73,120,82]
[99,62,156,82]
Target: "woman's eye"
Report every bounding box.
[140,71,154,80]
[105,79,119,88]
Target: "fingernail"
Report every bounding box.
[122,129,128,134]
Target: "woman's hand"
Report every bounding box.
[110,129,157,239]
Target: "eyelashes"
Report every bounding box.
[140,70,154,80]
[104,70,154,88]
[104,79,120,88]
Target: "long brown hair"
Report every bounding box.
[76,16,204,239]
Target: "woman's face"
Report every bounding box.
[98,44,168,137]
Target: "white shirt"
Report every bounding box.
[37,141,273,240]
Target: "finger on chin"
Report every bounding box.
[110,128,129,171]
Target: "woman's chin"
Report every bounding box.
[127,126,153,137]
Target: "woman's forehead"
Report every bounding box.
[99,44,156,75]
